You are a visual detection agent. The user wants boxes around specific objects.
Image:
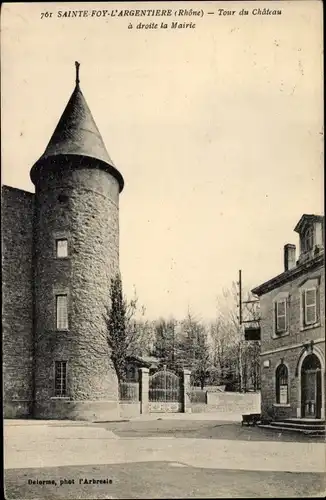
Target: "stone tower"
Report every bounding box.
[30,62,124,420]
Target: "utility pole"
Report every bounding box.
[172,320,175,369]
[238,270,243,325]
[237,270,243,392]
[237,269,261,392]
[238,269,260,325]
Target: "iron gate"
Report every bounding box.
[149,368,182,412]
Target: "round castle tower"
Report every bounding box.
[30,63,124,420]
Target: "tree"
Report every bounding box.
[210,283,261,392]
[210,318,230,383]
[178,310,211,388]
[209,285,242,389]
[105,273,128,382]
[194,325,210,389]
[127,318,156,358]
[105,274,153,381]
[152,317,178,370]
[242,340,261,390]
[122,286,155,358]
[239,288,261,391]
[151,310,212,386]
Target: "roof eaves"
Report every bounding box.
[252,253,324,296]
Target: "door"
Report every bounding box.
[301,354,322,419]
[302,369,317,418]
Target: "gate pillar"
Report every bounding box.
[139,367,149,414]
[182,369,192,413]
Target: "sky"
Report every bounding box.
[1,1,323,320]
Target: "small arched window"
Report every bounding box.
[276,363,288,404]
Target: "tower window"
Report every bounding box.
[56,239,68,258]
[54,361,67,397]
[56,294,68,330]
[58,193,69,204]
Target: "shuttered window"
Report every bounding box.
[275,299,287,333]
[303,288,317,326]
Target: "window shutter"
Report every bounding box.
[305,289,316,306]
[306,306,315,324]
[302,290,306,326]
[276,299,287,333]
[316,286,320,321]
[305,289,317,325]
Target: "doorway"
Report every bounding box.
[301,354,322,419]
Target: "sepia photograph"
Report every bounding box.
[1,1,324,498]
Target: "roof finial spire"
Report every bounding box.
[75,61,80,86]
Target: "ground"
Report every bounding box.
[4,414,325,499]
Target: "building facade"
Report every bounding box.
[251,214,325,422]
[2,63,124,420]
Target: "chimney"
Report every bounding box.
[284,244,296,271]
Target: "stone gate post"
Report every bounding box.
[139,367,149,415]
[182,369,192,413]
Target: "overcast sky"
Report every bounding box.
[1,1,323,320]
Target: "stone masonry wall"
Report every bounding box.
[119,402,141,419]
[33,163,120,418]
[261,342,325,420]
[259,261,325,420]
[2,186,34,417]
[206,391,261,412]
[190,392,261,415]
[260,262,324,352]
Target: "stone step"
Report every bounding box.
[270,421,325,431]
[258,424,325,436]
[282,418,325,426]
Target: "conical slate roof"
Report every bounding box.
[30,62,124,191]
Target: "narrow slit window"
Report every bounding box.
[56,294,68,330]
[56,239,68,258]
[54,361,67,397]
